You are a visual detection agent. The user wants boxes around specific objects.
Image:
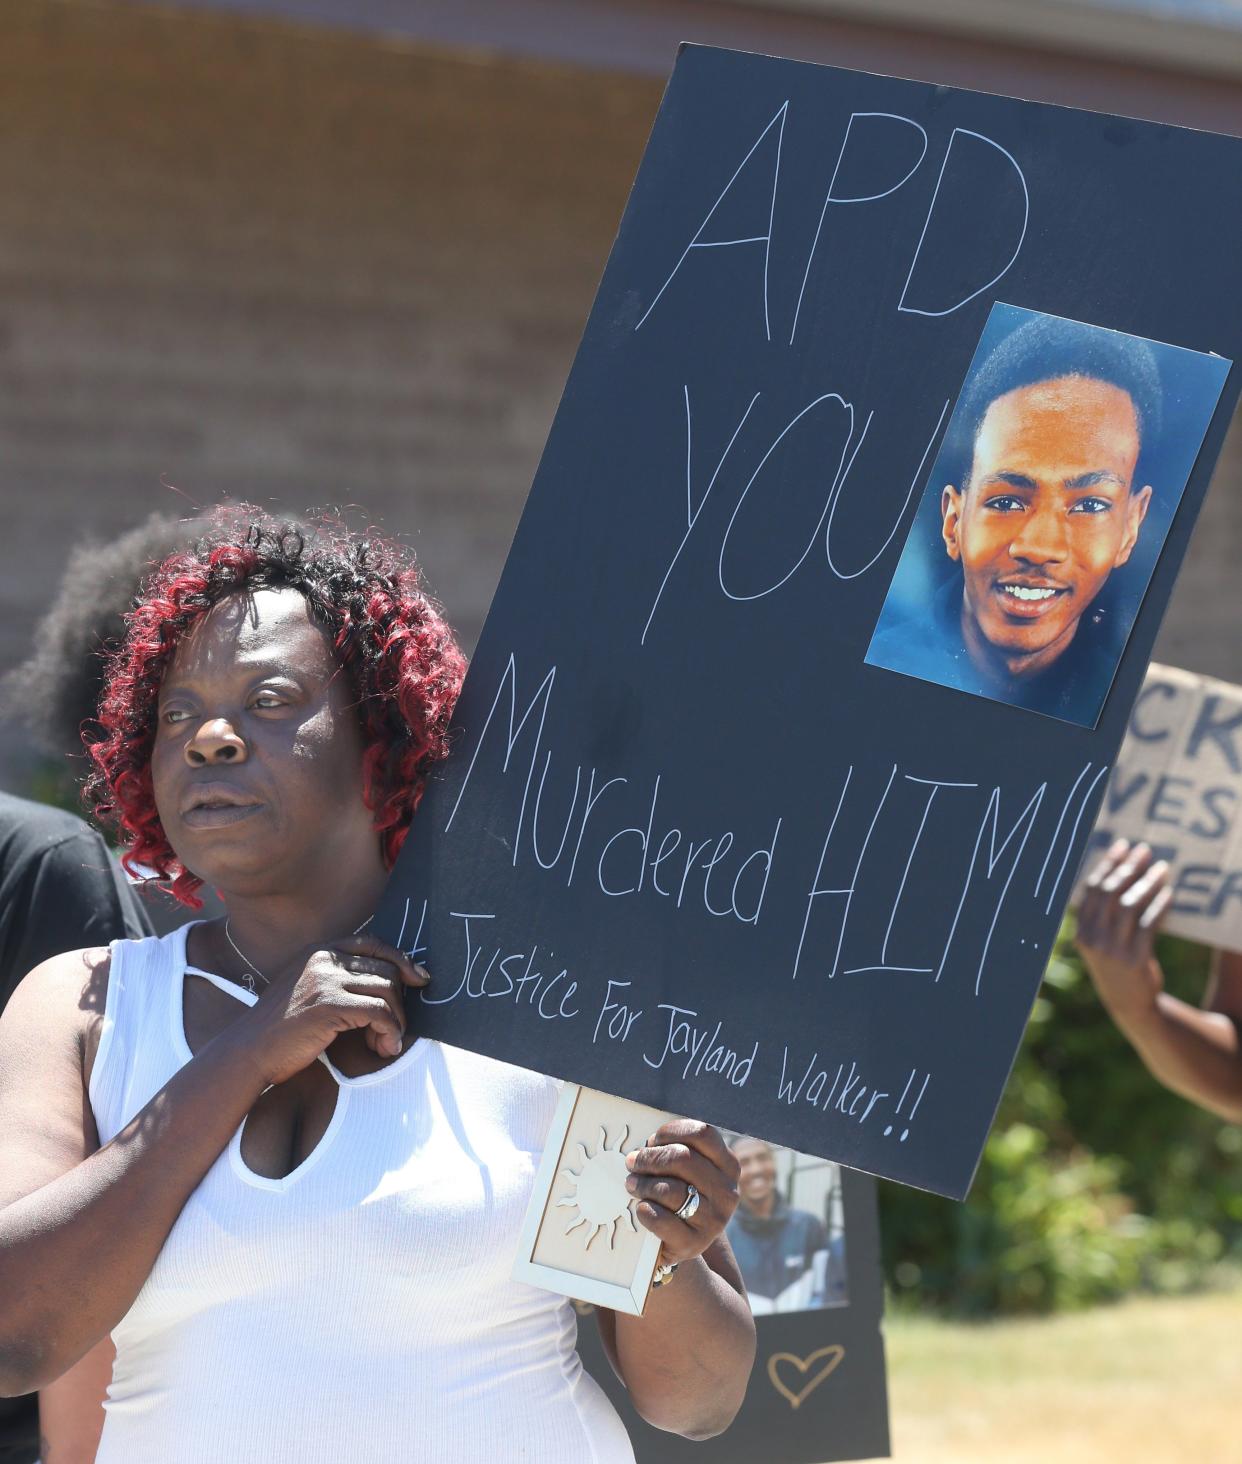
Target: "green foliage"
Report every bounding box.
[25,758,86,820]
[880,916,1240,1315]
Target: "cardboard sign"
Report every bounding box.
[575,1154,888,1463]
[375,44,1242,1198]
[1078,663,1242,952]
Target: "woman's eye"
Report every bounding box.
[162,708,192,725]
[252,694,285,710]
[983,495,1024,512]
[1069,497,1112,515]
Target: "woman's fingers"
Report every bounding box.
[646,1118,740,1178]
[323,938,428,1058]
[330,934,429,989]
[335,992,406,1057]
[338,954,400,980]
[633,1199,705,1252]
[340,973,408,1056]
[627,1178,689,1213]
[245,939,426,1085]
[626,1142,718,1197]
[625,1170,711,1219]
[626,1120,740,1263]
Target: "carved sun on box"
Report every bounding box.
[558,1124,640,1251]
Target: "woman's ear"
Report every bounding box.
[941,485,964,561]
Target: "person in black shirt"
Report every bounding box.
[0,792,151,1010]
[0,512,183,1464]
[0,792,151,1464]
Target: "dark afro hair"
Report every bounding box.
[83,505,466,908]
[1,510,193,766]
[952,312,1163,489]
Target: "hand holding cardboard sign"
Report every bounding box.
[236,934,429,1085]
[624,1118,741,1266]
[1075,838,1242,1124]
[1076,838,1171,1020]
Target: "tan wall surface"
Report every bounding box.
[1,0,1239,786]
[0,0,660,781]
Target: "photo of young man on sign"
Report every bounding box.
[724,1136,848,1315]
[867,305,1229,726]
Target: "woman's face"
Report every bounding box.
[150,586,385,898]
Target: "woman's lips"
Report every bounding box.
[181,801,264,829]
[992,582,1069,619]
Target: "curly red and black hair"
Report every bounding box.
[84,506,466,908]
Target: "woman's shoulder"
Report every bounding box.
[3,929,184,1082]
[0,945,113,1078]
[10,926,180,997]
[4,943,113,1015]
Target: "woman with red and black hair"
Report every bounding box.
[0,509,755,1462]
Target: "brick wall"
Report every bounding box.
[0,0,661,780]
[1,0,1239,785]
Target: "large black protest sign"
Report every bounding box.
[375,45,1242,1198]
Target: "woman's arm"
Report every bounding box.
[1076,839,1242,1122]
[596,1120,755,1440]
[0,949,274,1395]
[0,936,424,1396]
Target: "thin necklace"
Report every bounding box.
[224,914,375,996]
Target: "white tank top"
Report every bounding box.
[88,925,634,1464]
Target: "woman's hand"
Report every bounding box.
[1076,838,1170,1019]
[240,935,428,1086]
[625,1119,740,1266]
[605,1120,752,1439]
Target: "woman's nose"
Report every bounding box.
[184,717,249,767]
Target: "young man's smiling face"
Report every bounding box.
[941,375,1152,681]
[732,1137,778,1214]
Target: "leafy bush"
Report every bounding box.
[880,915,1240,1315]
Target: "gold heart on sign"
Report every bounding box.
[766,1345,846,1410]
